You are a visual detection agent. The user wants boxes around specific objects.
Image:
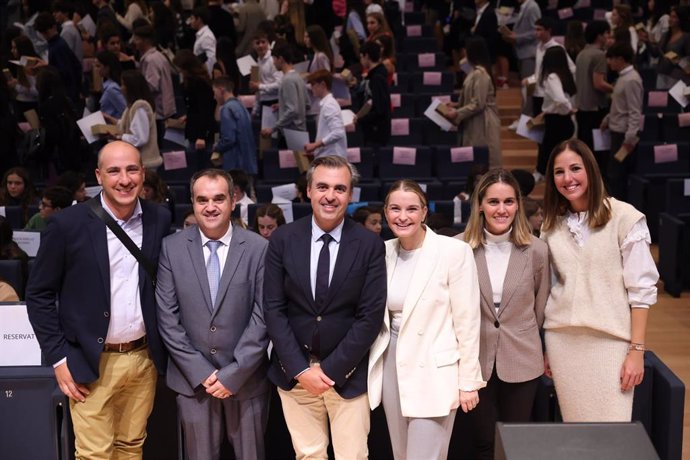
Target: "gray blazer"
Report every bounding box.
[156,225,270,399]
[513,0,541,60]
[463,234,550,383]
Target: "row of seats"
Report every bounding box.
[260,145,489,183]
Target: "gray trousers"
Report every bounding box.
[382,331,457,460]
[177,390,270,460]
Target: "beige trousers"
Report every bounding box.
[278,384,370,460]
[69,347,157,460]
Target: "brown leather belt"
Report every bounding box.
[103,335,147,353]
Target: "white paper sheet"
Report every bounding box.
[236,54,258,77]
[592,129,611,151]
[669,80,689,108]
[261,105,278,129]
[516,114,544,144]
[351,187,361,203]
[12,231,40,257]
[77,111,106,144]
[271,183,297,202]
[272,199,294,223]
[0,206,5,217]
[0,303,42,366]
[341,109,356,126]
[424,99,455,132]
[79,14,97,37]
[164,128,187,147]
[684,179,690,197]
[283,128,310,152]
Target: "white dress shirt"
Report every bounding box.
[258,50,283,103]
[200,223,234,276]
[309,217,344,299]
[194,25,217,75]
[542,73,574,115]
[315,93,347,159]
[533,38,576,97]
[236,194,255,226]
[102,196,146,343]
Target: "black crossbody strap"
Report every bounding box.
[87,197,157,286]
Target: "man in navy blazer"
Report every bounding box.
[264,155,387,459]
[26,142,171,459]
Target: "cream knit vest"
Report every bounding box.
[542,198,643,340]
[119,99,162,169]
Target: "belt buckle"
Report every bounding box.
[118,342,126,353]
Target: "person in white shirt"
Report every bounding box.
[304,70,347,159]
[228,169,255,226]
[52,0,83,61]
[522,17,575,120]
[535,46,576,181]
[249,32,283,113]
[190,6,217,76]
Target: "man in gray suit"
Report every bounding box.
[156,169,270,459]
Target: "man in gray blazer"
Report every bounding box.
[156,169,270,460]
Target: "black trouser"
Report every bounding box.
[607,130,636,201]
[470,372,540,460]
[537,113,574,175]
[576,109,608,177]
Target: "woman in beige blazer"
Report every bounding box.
[459,169,550,460]
[368,179,485,460]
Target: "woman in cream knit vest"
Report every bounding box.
[114,70,163,170]
[541,139,659,422]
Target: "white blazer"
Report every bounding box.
[367,228,486,418]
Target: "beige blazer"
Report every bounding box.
[465,234,550,383]
[368,229,485,418]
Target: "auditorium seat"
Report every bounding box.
[377,146,433,181]
[402,52,446,72]
[389,117,424,145]
[262,149,302,183]
[664,178,690,215]
[658,212,690,297]
[0,260,24,299]
[410,71,455,93]
[433,146,490,181]
[662,113,690,143]
[635,142,690,176]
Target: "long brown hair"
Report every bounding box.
[463,169,532,249]
[542,139,611,232]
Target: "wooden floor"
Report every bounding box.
[496,88,689,459]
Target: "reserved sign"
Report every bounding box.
[0,303,42,366]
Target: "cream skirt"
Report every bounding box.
[545,328,634,422]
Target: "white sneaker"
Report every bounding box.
[532,171,545,183]
[508,120,519,131]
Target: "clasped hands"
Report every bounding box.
[297,365,335,396]
[203,370,233,399]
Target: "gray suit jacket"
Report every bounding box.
[513,0,541,60]
[156,225,270,399]
[467,234,550,383]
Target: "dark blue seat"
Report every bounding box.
[389,118,425,146]
[377,146,433,181]
[0,259,23,299]
[433,146,490,181]
[658,212,690,297]
[262,149,302,183]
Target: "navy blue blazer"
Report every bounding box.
[26,197,171,384]
[263,216,387,398]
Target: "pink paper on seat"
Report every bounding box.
[393,147,417,165]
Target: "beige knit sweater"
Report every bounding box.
[542,198,643,341]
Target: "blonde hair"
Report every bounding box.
[463,169,533,249]
[384,179,428,223]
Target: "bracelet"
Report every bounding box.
[628,343,646,352]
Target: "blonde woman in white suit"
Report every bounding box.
[459,169,550,459]
[368,179,485,460]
